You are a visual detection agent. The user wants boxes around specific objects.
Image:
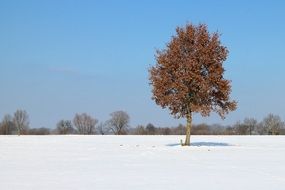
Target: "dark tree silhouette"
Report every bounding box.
[96,122,107,135]
[0,114,15,135]
[56,120,74,134]
[149,23,237,146]
[146,123,156,135]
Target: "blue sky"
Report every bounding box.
[0,0,285,128]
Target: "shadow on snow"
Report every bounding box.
[166,142,231,147]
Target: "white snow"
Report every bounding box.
[0,135,285,190]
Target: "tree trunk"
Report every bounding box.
[183,113,192,146]
[17,127,21,136]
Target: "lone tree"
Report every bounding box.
[149,23,237,146]
[13,109,30,135]
[73,113,98,135]
[108,111,130,135]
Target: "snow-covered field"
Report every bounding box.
[0,135,284,190]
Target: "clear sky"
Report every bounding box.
[0,0,285,128]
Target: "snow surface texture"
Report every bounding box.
[0,135,284,190]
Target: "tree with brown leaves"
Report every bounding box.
[149,23,237,146]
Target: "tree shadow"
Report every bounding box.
[166,142,231,147]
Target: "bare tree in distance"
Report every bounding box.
[96,122,107,135]
[234,121,248,135]
[149,23,237,146]
[0,114,16,135]
[56,120,74,134]
[13,109,29,135]
[108,111,130,135]
[243,117,258,135]
[262,114,284,135]
[73,113,98,135]
[134,125,147,135]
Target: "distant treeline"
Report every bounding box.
[1,109,285,135]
